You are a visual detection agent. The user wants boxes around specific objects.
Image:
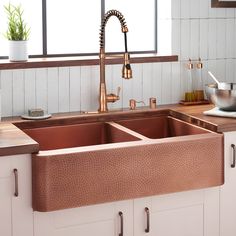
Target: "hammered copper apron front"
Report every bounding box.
[32,133,223,212]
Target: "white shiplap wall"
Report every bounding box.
[1,0,236,117]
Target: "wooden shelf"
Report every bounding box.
[0,54,178,70]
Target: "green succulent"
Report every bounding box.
[4,3,30,41]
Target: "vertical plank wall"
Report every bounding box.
[1,0,236,117]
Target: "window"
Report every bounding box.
[47,0,101,55]
[105,0,156,53]
[0,0,157,58]
[0,0,42,57]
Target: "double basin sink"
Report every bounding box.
[18,110,224,212]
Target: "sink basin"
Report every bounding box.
[23,122,140,151]
[117,116,208,139]
[21,112,223,212]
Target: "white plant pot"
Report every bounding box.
[9,40,28,62]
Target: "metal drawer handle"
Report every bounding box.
[145,207,150,233]
[231,144,236,168]
[119,211,123,236]
[13,169,18,197]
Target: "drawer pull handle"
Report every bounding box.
[145,207,150,233]
[119,211,123,236]
[231,144,236,168]
[13,169,18,197]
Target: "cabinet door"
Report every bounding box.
[34,200,133,236]
[11,155,34,236]
[0,155,33,236]
[220,131,236,236]
[0,156,12,236]
[134,188,219,236]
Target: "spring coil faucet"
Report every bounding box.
[98,10,132,112]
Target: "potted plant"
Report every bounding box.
[4,3,30,61]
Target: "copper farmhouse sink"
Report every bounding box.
[23,122,140,151]
[117,116,208,139]
[20,111,224,212]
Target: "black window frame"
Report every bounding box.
[0,0,157,59]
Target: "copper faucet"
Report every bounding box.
[98,10,132,112]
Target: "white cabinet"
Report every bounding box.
[220,131,236,236]
[34,187,219,236]
[0,154,222,236]
[34,200,133,236]
[0,155,33,236]
[134,188,220,236]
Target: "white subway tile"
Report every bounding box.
[69,67,81,112]
[80,66,92,111]
[36,68,48,113]
[58,67,70,112]
[216,7,226,19]
[226,19,235,59]
[208,19,217,60]
[48,68,59,113]
[190,19,200,59]
[199,19,209,60]
[90,66,100,111]
[181,0,190,19]
[216,19,226,59]
[171,0,181,19]
[190,0,200,19]
[226,8,235,18]
[143,63,153,105]
[171,62,181,103]
[1,70,13,117]
[132,64,143,103]
[122,70,134,108]
[180,20,191,61]
[110,64,123,110]
[152,63,163,104]
[162,63,172,104]
[199,0,209,19]
[47,68,59,114]
[24,69,36,113]
[225,59,235,83]
[12,70,24,116]
[215,59,226,82]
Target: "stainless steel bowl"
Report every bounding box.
[205,83,236,111]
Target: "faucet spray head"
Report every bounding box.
[122,53,132,79]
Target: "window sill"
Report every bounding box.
[0,54,178,70]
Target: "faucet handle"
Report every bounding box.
[106,86,121,103]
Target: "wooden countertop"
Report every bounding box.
[0,123,39,156]
[0,103,235,156]
[170,104,236,133]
